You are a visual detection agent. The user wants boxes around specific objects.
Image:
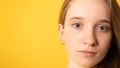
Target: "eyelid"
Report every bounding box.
[98,25,107,29]
[70,20,83,24]
[71,21,83,29]
[97,25,111,32]
[96,23,111,28]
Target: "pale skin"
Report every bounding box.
[59,0,112,68]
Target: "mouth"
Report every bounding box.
[77,50,97,57]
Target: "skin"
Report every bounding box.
[59,0,112,68]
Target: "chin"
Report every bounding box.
[74,57,99,68]
[79,61,97,68]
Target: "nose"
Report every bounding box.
[83,30,98,46]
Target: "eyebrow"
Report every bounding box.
[99,20,111,24]
[68,17,111,24]
[68,17,84,21]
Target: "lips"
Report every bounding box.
[77,50,97,57]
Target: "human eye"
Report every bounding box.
[72,22,81,29]
[97,25,110,32]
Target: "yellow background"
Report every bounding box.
[0,0,120,68]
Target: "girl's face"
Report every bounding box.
[59,0,112,68]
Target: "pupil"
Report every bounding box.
[100,26,105,30]
[75,23,80,27]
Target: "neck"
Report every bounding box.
[67,57,96,68]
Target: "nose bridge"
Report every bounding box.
[83,25,97,46]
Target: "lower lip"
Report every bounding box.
[78,51,97,57]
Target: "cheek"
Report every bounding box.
[97,33,112,54]
[63,31,80,54]
[64,33,76,49]
[98,33,112,46]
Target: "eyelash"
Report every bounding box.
[72,22,82,30]
[71,22,110,32]
[97,25,110,32]
[73,23,81,28]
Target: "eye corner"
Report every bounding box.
[97,25,111,32]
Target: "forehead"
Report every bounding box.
[65,0,110,21]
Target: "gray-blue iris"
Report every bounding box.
[74,23,80,28]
